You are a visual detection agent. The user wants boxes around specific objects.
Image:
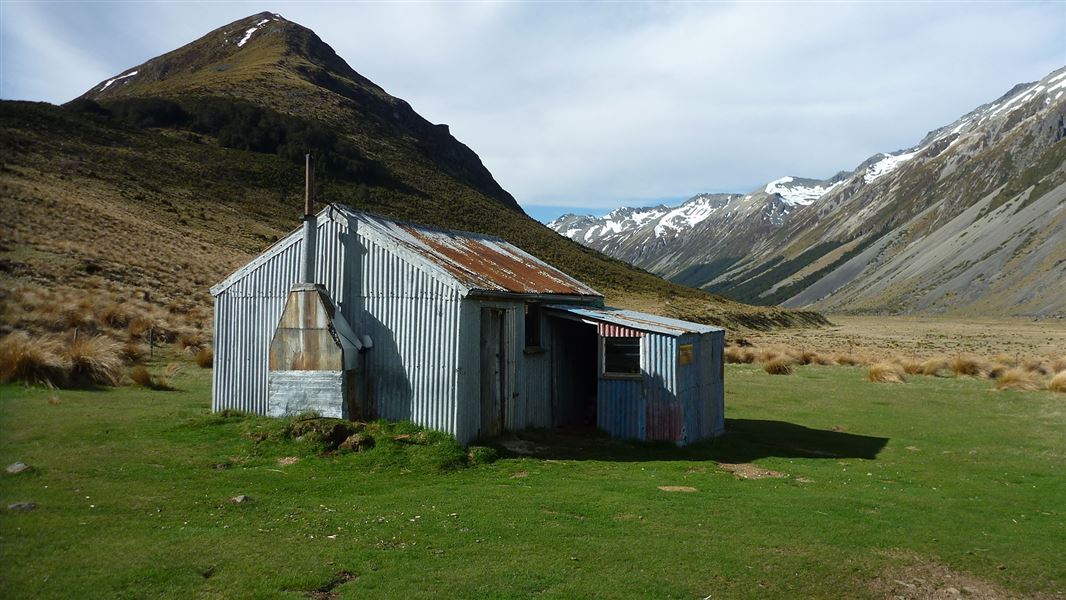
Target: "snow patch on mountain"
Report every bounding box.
[864,150,919,183]
[99,70,138,91]
[764,176,841,206]
[237,18,272,47]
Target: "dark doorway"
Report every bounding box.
[480,308,507,437]
[550,317,598,429]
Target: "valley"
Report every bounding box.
[550,69,1066,317]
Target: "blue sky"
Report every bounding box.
[2,2,1064,223]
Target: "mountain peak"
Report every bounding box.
[75,12,520,212]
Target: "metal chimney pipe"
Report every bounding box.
[299,154,317,284]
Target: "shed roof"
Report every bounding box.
[211,205,601,298]
[545,305,723,337]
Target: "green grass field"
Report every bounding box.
[1,362,1063,599]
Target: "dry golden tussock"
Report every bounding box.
[950,355,989,378]
[899,358,925,375]
[66,334,124,386]
[129,363,179,391]
[756,348,784,364]
[833,353,863,367]
[725,347,755,364]
[867,362,907,383]
[178,332,207,352]
[797,350,820,365]
[195,347,213,369]
[1051,356,1066,375]
[994,368,1043,392]
[763,358,794,375]
[1022,358,1051,376]
[921,358,951,377]
[992,353,1019,368]
[1049,372,1066,393]
[0,331,71,387]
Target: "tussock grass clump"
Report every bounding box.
[66,334,124,386]
[178,332,206,352]
[756,348,783,364]
[833,353,862,367]
[797,350,820,365]
[1023,358,1051,376]
[195,347,213,368]
[1049,372,1066,393]
[899,358,925,375]
[725,347,755,364]
[951,355,989,378]
[994,368,1043,392]
[993,353,1019,368]
[1051,356,1066,374]
[129,363,179,391]
[921,358,951,377]
[0,332,71,387]
[763,358,794,375]
[122,342,149,364]
[867,362,906,384]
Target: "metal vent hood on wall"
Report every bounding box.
[267,155,371,420]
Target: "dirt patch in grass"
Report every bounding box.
[871,558,1039,600]
[304,570,356,600]
[657,486,698,492]
[716,462,787,480]
[277,456,299,466]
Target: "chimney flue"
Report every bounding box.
[304,154,314,217]
[299,154,317,284]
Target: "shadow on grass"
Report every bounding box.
[493,419,888,463]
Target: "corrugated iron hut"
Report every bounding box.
[211,204,725,445]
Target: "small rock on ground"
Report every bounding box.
[8,502,37,511]
[5,462,30,475]
[231,495,252,504]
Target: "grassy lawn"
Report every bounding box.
[1,362,1063,599]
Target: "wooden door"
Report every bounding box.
[480,308,506,437]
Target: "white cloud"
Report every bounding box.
[2,2,1063,210]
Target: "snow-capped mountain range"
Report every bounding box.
[549,66,1066,317]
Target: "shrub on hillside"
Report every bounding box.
[0,332,71,387]
[867,362,906,384]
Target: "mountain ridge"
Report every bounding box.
[0,12,827,336]
[549,67,1066,316]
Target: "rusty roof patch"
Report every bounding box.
[394,224,597,296]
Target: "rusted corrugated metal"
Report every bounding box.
[339,208,599,298]
[598,323,643,338]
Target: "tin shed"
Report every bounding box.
[211,205,725,445]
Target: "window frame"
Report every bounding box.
[600,336,642,379]
[523,303,544,352]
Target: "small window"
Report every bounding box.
[524,304,541,348]
[603,337,640,376]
